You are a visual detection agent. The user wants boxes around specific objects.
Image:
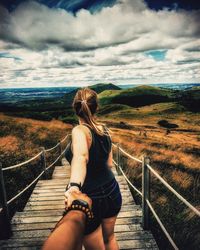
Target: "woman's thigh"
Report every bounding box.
[83,225,105,250]
[101,216,117,243]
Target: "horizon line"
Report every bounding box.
[0,82,200,89]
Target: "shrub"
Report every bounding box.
[158,119,179,128]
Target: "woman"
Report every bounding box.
[65,87,122,250]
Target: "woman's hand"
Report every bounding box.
[64,189,92,209]
[64,187,80,208]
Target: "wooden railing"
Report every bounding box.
[112,143,200,250]
[0,134,71,239]
[0,136,199,248]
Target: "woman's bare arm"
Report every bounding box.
[107,148,114,168]
[69,125,89,186]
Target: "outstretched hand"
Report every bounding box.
[64,189,92,209]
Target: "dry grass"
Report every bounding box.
[100,105,200,249]
[0,135,19,153]
[171,170,193,189]
[0,113,72,167]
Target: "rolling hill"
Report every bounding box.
[63,83,121,106]
[99,85,178,107]
[180,87,200,112]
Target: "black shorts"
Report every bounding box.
[84,178,122,235]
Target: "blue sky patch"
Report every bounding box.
[0,52,22,61]
[145,50,167,61]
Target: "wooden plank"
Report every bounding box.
[118,238,158,249]
[29,196,64,201]
[13,211,141,224]
[25,200,138,209]
[34,185,131,195]
[12,217,141,226]
[27,192,133,206]
[114,224,142,232]
[115,231,155,240]
[36,183,68,187]
[26,200,65,206]
[15,210,64,217]
[10,231,154,242]
[35,184,66,190]
[0,239,43,248]
[11,221,143,232]
[30,191,132,198]
[12,222,56,231]
[14,205,140,218]
[12,216,62,224]
[24,204,65,211]
[33,188,65,192]
[32,187,130,194]
[24,199,135,211]
[10,230,50,239]
[7,247,40,250]
[31,192,64,197]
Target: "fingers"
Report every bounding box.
[64,189,93,210]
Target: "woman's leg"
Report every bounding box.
[83,225,105,250]
[102,216,119,250]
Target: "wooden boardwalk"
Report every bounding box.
[0,159,158,249]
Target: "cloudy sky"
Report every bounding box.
[0,0,200,88]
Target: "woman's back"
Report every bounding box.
[65,124,114,192]
[81,124,114,192]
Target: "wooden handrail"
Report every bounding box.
[0,134,70,239]
[2,134,70,171]
[112,143,200,250]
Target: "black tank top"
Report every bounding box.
[65,124,114,192]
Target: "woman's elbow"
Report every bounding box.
[107,161,114,168]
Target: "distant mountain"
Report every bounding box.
[90,83,121,93]
[63,83,121,106]
[118,83,200,90]
[99,85,177,107]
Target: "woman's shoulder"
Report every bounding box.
[72,124,92,136]
[72,123,110,137]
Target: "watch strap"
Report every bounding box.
[66,182,82,191]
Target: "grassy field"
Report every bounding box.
[98,102,200,249]
[0,113,72,219]
[0,84,199,248]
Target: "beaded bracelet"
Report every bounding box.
[63,199,94,221]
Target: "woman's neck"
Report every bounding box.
[79,118,87,125]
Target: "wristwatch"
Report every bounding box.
[66,182,82,191]
[63,199,94,220]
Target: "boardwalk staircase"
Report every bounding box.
[0,158,158,249]
[0,135,199,249]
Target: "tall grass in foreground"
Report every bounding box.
[112,127,200,250]
[0,114,72,215]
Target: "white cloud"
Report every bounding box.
[0,0,200,87]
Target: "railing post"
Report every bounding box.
[59,141,62,166]
[0,163,12,239]
[58,141,61,154]
[142,156,150,230]
[116,143,120,175]
[41,147,47,179]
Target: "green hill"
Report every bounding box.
[99,85,177,107]
[180,88,200,112]
[97,104,130,116]
[90,83,121,93]
[63,83,121,106]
